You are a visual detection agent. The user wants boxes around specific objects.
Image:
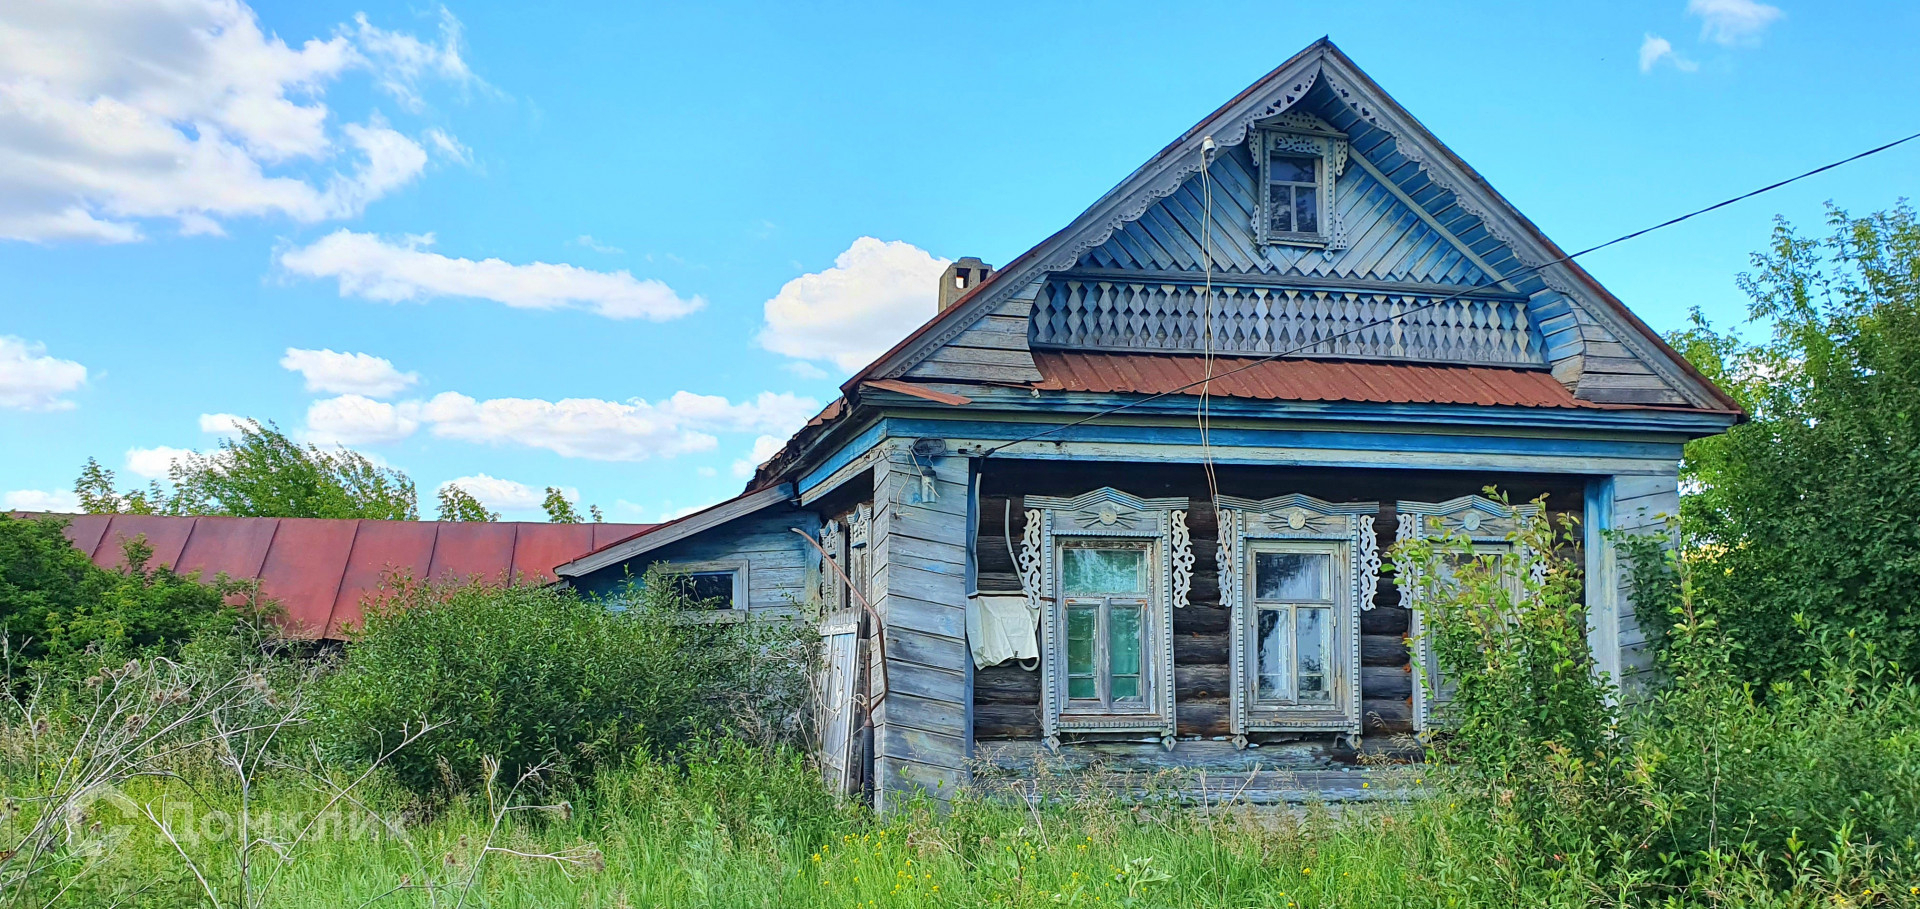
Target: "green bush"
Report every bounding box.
[0,514,258,676]
[315,569,811,798]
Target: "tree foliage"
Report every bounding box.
[541,486,581,523]
[0,514,256,673]
[435,484,498,522]
[1671,203,1920,681]
[73,420,417,520]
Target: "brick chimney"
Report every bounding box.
[936,257,993,311]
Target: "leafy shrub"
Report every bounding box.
[316,568,811,798]
[1392,496,1642,880]
[0,514,259,676]
[1402,506,1920,900]
[1622,531,1920,890]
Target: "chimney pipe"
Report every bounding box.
[936,257,994,311]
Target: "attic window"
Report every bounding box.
[1252,114,1350,248]
[1266,154,1320,237]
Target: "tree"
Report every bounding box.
[436,484,498,522]
[74,420,417,520]
[73,458,163,514]
[1671,203,1920,682]
[542,487,580,523]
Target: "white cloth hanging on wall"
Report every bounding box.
[966,595,1039,670]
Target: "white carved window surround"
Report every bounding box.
[1216,495,1379,742]
[1253,112,1350,248]
[1394,495,1543,732]
[1019,488,1193,751]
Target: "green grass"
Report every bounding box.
[12,746,1919,909]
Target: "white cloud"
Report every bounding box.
[1688,0,1785,45]
[280,347,419,397]
[696,466,718,478]
[125,445,196,479]
[572,234,623,255]
[414,389,816,462]
[732,434,786,478]
[5,488,81,512]
[1639,34,1699,73]
[0,336,87,410]
[350,8,481,112]
[304,394,419,445]
[0,0,469,243]
[757,237,950,372]
[437,474,567,513]
[783,360,832,380]
[279,230,705,321]
[199,412,250,435]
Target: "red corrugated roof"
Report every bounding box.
[19,514,655,639]
[1030,350,1599,409]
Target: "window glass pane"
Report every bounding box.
[1294,186,1318,233]
[1255,607,1289,700]
[1269,186,1294,233]
[1255,552,1329,601]
[1270,154,1314,182]
[1297,606,1332,702]
[1062,548,1146,595]
[673,571,734,607]
[1109,605,1141,701]
[1067,605,1097,700]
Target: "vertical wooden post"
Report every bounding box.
[869,440,973,812]
[1583,477,1621,691]
[1608,472,1680,697]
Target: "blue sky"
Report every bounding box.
[3,0,1917,521]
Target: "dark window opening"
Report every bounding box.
[671,571,737,609]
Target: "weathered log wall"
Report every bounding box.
[969,460,1585,754]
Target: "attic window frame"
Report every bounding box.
[1252,116,1350,249]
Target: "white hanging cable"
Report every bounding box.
[1198,137,1223,509]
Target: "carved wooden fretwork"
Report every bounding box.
[1032,281,1544,367]
[1025,488,1190,751]
[1216,494,1379,740]
[1394,495,1544,732]
[817,519,845,612]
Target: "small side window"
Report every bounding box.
[654,559,750,611]
[674,571,738,609]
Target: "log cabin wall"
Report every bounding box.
[971,459,1582,762]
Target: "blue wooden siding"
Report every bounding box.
[1080,143,1495,287]
[572,505,820,612]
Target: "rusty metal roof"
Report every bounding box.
[1030,350,1600,409]
[29,514,654,639]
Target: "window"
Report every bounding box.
[1251,113,1350,248]
[1251,548,1337,705]
[1266,153,1320,238]
[1395,496,1543,731]
[1216,494,1378,741]
[653,559,749,611]
[672,571,737,608]
[1061,543,1152,713]
[1021,488,1192,750]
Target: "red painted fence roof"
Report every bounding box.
[1030,350,1601,409]
[20,514,654,639]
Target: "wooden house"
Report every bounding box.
[555,39,1741,809]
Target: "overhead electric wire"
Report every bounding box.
[976,127,1920,459]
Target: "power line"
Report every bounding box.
[977,127,1920,459]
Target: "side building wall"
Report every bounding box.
[869,441,974,810]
